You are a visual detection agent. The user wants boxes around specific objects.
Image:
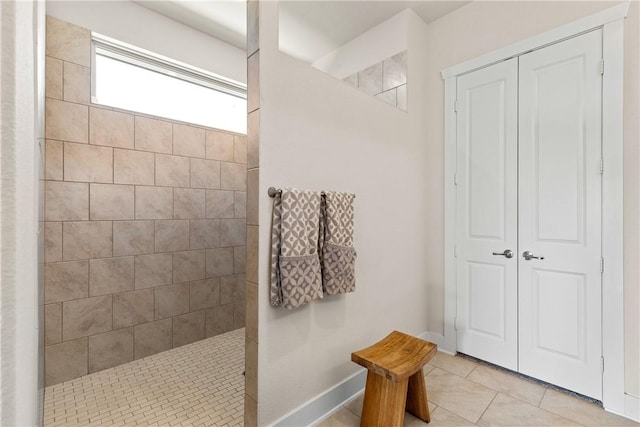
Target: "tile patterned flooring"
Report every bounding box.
[43,328,245,426]
[318,352,640,427]
[44,335,638,427]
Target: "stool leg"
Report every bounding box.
[360,372,408,427]
[405,370,430,423]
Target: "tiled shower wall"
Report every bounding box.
[342,50,407,111]
[43,16,247,386]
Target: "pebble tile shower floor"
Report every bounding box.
[44,328,244,426]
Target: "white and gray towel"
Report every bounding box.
[320,191,357,295]
[270,189,323,309]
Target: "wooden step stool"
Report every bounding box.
[351,331,437,426]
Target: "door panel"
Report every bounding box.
[518,29,602,399]
[456,58,518,370]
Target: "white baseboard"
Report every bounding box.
[269,368,367,427]
[624,393,639,422]
[270,331,439,426]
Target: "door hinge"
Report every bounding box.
[454,99,458,113]
[601,257,605,273]
[454,317,458,330]
[600,158,604,175]
[454,173,458,186]
[454,245,457,258]
[601,356,605,373]
[600,59,605,75]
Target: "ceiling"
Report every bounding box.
[136,1,470,61]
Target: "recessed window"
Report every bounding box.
[92,34,247,134]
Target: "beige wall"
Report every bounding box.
[256,3,433,423]
[43,17,247,386]
[423,1,639,396]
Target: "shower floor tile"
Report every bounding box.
[44,328,245,426]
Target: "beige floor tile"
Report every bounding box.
[426,367,497,423]
[467,364,547,406]
[429,351,478,377]
[427,406,476,426]
[344,393,364,417]
[478,392,580,426]
[44,328,244,427]
[316,407,361,427]
[540,389,639,427]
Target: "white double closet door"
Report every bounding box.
[456,29,603,400]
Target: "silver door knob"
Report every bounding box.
[522,250,544,260]
[492,249,514,258]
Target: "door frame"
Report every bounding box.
[441,2,631,418]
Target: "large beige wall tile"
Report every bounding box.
[382,51,407,91]
[220,276,235,305]
[90,184,134,220]
[63,62,90,104]
[45,337,88,386]
[206,190,234,218]
[189,219,220,250]
[89,107,134,148]
[44,260,88,303]
[64,142,113,183]
[246,283,258,342]
[234,135,247,164]
[205,303,234,337]
[246,226,259,284]
[234,299,245,329]
[155,220,189,252]
[359,62,383,96]
[234,191,246,219]
[234,246,246,274]
[44,303,62,345]
[45,139,63,180]
[172,311,205,347]
[62,221,112,260]
[134,319,172,359]
[247,51,259,113]
[135,116,172,154]
[246,169,259,226]
[89,256,134,296]
[173,250,206,283]
[135,186,173,219]
[154,283,189,319]
[88,328,134,373]
[45,99,88,143]
[45,222,62,263]
[247,110,259,169]
[173,124,205,158]
[113,149,154,185]
[245,338,258,401]
[247,0,259,56]
[155,154,190,187]
[62,295,112,340]
[220,162,246,190]
[189,278,220,311]
[220,219,246,247]
[113,289,154,329]
[190,158,220,189]
[45,56,63,100]
[113,220,154,256]
[174,188,205,219]
[46,16,90,66]
[205,130,234,161]
[134,253,173,289]
[206,247,234,278]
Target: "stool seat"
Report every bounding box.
[352,331,437,426]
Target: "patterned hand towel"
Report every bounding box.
[321,191,357,295]
[270,189,323,309]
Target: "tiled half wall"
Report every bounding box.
[43,16,247,386]
[342,51,407,111]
